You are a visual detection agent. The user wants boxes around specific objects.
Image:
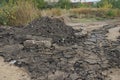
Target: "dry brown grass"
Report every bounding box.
[0,0,39,26]
[40,8,67,17]
[69,8,120,18]
[10,1,39,26]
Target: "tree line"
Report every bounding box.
[0,0,120,9]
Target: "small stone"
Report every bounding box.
[9,60,17,65]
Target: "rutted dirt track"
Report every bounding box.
[0,17,120,80]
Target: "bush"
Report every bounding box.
[57,0,71,9]
[97,0,112,8]
[0,5,17,25]
[106,10,115,17]
[0,0,39,26]
[33,0,47,9]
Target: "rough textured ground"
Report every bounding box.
[0,17,120,80]
[0,57,30,80]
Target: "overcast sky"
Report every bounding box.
[81,0,101,2]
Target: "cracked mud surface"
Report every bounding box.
[0,17,120,80]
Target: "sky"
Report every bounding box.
[84,0,101,2]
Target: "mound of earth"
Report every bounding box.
[23,17,76,45]
[0,17,120,80]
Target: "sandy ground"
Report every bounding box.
[0,57,30,80]
[66,18,120,31]
[106,25,120,41]
[103,68,120,80]
[67,21,108,32]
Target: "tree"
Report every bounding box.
[111,0,120,9]
[97,0,120,9]
[57,0,71,9]
[97,0,113,8]
[32,0,47,9]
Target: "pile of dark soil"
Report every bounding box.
[23,17,76,45]
[0,17,120,80]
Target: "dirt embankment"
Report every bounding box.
[0,17,120,80]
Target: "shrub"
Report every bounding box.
[97,0,113,8]
[0,5,17,25]
[12,0,39,26]
[106,10,115,17]
[0,0,39,26]
[33,0,47,9]
[57,0,71,9]
[0,9,8,25]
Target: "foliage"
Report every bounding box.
[106,10,115,17]
[111,0,120,9]
[0,9,9,25]
[57,0,71,9]
[0,0,120,26]
[97,0,120,9]
[97,0,112,8]
[32,0,47,9]
[0,0,39,26]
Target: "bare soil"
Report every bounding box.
[0,57,30,80]
[106,26,120,41]
[0,17,120,80]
